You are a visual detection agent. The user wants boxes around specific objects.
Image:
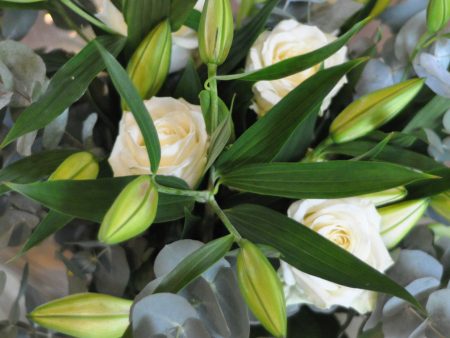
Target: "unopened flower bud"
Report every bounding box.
[127,20,172,100]
[430,191,450,223]
[358,187,407,207]
[48,152,99,181]
[237,240,286,338]
[29,293,132,338]
[330,78,424,143]
[379,199,429,249]
[427,0,450,33]
[198,0,234,65]
[98,175,158,245]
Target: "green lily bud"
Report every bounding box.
[48,152,99,181]
[198,0,234,65]
[98,175,158,245]
[126,20,172,100]
[237,240,286,338]
[379,199,429,249]
[427,0,450,33]
[358,187,407,207]
[430,191,450,223]
[29,293,132,338]
[330,78,424,143]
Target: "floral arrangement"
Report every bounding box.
[0,0,449,337]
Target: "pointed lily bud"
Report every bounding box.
[358,187,407,207]
[29,293,132,338]
[98,175,158,245]
[198,0,234,65]
[126,20,172,100]
[430,191,450,223]
[330,79,424,143]
[427,0,450,33]
[237,240,286,338]
[48,152,99,181]
[379,199,429,249]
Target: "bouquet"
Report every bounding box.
[0,0,449,337]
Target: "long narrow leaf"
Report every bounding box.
[5,176,194,224]
[221,161,435,199]
[154,234,235,294]
[216,59,366,172]
[0,36,126,147]
[225,204,422,310]
[216,18,368,82]
[95,42,161,173]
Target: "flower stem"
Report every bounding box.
[207,63,219,132]
[209,198,242,241]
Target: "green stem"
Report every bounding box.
[54,0,90,42]
[208,63,219,132]
[209,198,242,241]
[154,181,211,203]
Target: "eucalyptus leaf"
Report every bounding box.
[216,59,365,172]
[221,161,433,199]
[0,35,126,148]
[95,41,161,173]
[1,9,38,40]
[5,176,194,224]
[225,204,422,310]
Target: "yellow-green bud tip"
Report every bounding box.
[198,0,234,65]
[48,152,99,181]
[237,240,287,337]
[427,0,450,33]
[98,175,158,245]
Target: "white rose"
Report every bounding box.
[169,0,206,73]
[245,19,348,117]
[108,97,209,188]
[93,0,128,36]
[279,198,394,314]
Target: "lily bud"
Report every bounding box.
[126,20,172,100]
[330,78,424,143]
[427,0,450,33]
[237,240,286,338]
[430,191,450,223]
[358,187,407,207]
[379,199,429,249]
[198,0,234,65]
[48,152,99,181]
[98,175,158,245]
[29,293,132,338]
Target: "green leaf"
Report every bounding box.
[20,211,73,255]
[406,167,450,199]
[0,36,126,148]
[5,176,194,224]
[95,42,161,173]
[219,0,278,74]
[325,141,445,172]
[216,18,368,82]
[225,204,422,310]
[184,9,200,31]
[173,58,202,104]
[403,95,450,133]
[154,234,234,294]
[221,161,434,199]
[170,0,197,31]
[215,59,366,172]
[0,149,76,194]
[123,0,170,53]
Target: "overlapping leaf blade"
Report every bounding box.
[6,176,194,223]
[95,42,161,173]
[225,204,422,310]
[221,161,434,199]
[215,59,366,172]
[0,36,126,147]
[154,235,235,294]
